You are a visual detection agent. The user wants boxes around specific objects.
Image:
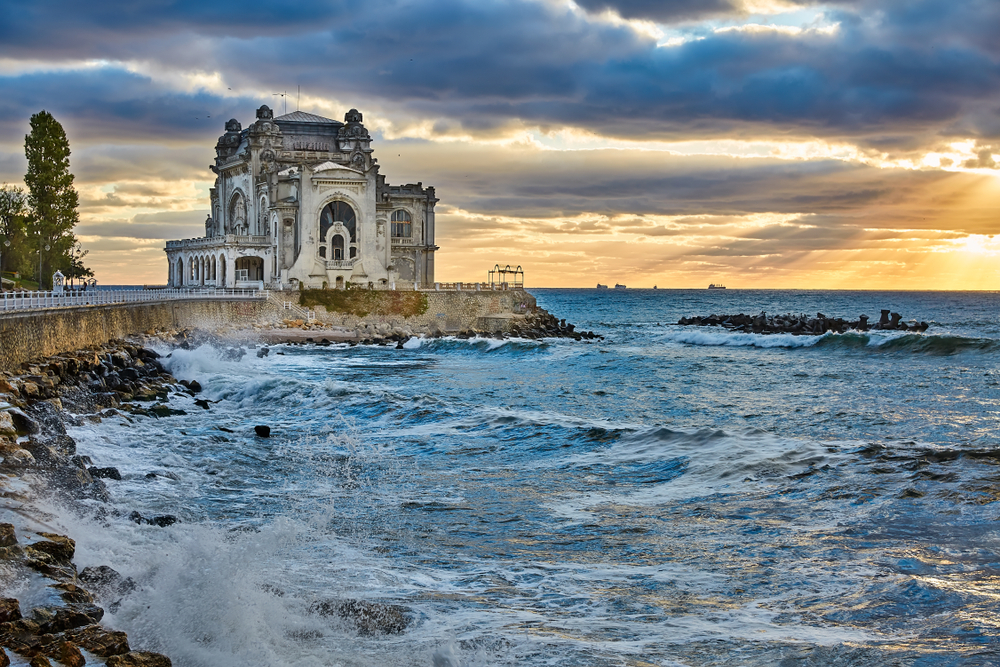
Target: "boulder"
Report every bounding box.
[79,565,136,598]
[30,534,75,563]
[0,412,14,437]
[310,599,410,635]
[49,583,94,604]
[106,651,173,667]
[54,641,85,667]
[63,624,130,657]
[0,599,21,623]
[29,655,51,667]
[2,449,35,467]
[31,603,104,633]
[89,466,122,480]
[0,524,16,548]
[0,646,8,667]
[254,425,271,438]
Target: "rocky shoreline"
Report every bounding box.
[173,306,602,348]
[0,342,176,666]
[0,314,602,665]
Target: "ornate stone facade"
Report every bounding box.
[165,105,439,289]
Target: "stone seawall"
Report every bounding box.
[0,290,538,370]
[301,288,537,334]
[0,299,270,371]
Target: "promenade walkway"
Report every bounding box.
[0,288,265,314]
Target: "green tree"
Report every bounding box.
[0,184,30,284]
[24,110,85,289]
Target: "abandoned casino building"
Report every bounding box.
[165,105,438,290]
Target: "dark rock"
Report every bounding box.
[89,466,122,480]
[128,511,178,527]
[310,599,410,635]
[0,599,21,623]
[79,565,136,598]
[194,399,211,410]
[0,618,42,655]
[30,534,75,563]
[0,646,8,667]
[149,515,178,527]
[49,583,94,604]
[0,524,16,548]
[256,347,270,358]
[119,368,140,382]
[106,651,173,667]
[63,624,130,657]
[29,654,51,667]
[54,641,85,667]
[254,425,270,438]
[149,404,186,418]
[32,603,104,633]
[178,380,202,393]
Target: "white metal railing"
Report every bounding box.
[0,288,266,313]
[267,291,315,322]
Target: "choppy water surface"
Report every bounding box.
[60,290,1000,666]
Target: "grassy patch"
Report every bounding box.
[300,288,429,318]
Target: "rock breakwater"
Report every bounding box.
[678,308,930,335]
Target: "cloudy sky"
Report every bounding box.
[1,0,998,288]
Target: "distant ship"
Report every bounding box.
[652,285,657,290]
[596,283,608,289]
[708,284,726,289]
[614,284,627,290]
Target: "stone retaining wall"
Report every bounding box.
[305,289,537,334]
[0,290,537,370]
[0,299,271,371]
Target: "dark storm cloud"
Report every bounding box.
[573,0,740,22]
[0,68,259,146]
[1,0,998,153]
[0,0,348,57]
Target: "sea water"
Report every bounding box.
[51,289,1000,666]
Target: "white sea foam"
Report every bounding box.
[661,328,822,348]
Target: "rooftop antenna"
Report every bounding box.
[297,85,300,111]
[272,91,287,115]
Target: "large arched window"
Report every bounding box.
[319,201,357,260]
[230,192,247,234]
[391,210,411,238]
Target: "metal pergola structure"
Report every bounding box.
[488,264,524,289]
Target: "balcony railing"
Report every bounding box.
[0,288,266,313]
[390,237,415,246]
[165,235,271,250]
[324,259,356,270]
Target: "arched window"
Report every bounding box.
[391,210,411,238]
[230,192,247,234]
[319,201,357,260]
